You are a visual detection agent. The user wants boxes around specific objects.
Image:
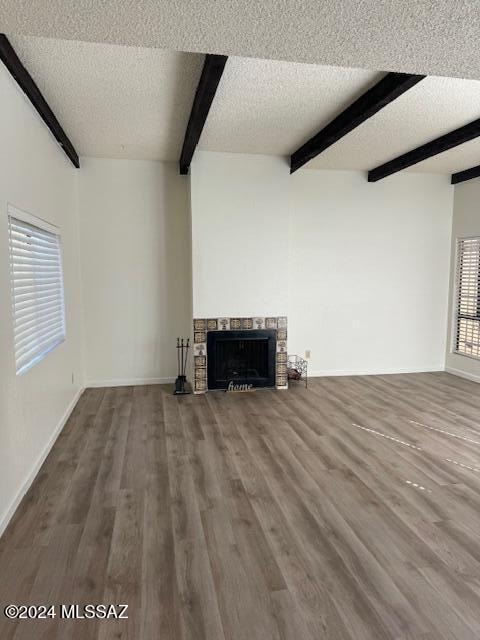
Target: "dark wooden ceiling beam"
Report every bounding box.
[0,33,79,168]
[369,118,480,182]
[451,164,480,185]
[179,54,227,175]
[290,72,425,174]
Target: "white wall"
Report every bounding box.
[190,151,453,376]
[445,179,480,381]
[289,170,453,375]
[78,157,191,385]
[0,65,84,534]
[190,152,289,318]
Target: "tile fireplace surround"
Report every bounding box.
[193,317,288,393]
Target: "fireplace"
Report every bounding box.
[207,330,276,390]
[193,316,288,393]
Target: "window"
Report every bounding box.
[455,237,480,359]
[8,206,66,375]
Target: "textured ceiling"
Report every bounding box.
[198,58,480,174]
[198,59,382,156]
[8,36,204,161]
[3,1,480,81]
[303,75,480,173]
[201,57,480,174]
[5,36,480,174]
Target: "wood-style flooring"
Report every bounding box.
[2,373,480,639]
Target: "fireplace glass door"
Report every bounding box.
[207,330,276,390]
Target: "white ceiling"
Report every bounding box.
[3,0,480,81]
[198,59,382,156]
[9,36,204,161]
[304,75,480,174]
[5,36,480,175]
[199,57,480,174]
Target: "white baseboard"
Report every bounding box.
[307,365,445,378]
[86,377,175,388]
[445,366,480,384]
[0,385,85,538]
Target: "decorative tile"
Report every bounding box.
[195,355,206,368]
[218,317,230,331]
[277,340,287,353]
[195,379,207,391]
[194,318,206,331]
[192,314,288,391]
[253,317,265,329]
[194,343,207,356]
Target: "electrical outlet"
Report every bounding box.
[305,350,311,359]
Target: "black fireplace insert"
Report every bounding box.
[207,329,276,390]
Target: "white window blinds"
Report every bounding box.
[455,237,480,359]
[8,208,66,375]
